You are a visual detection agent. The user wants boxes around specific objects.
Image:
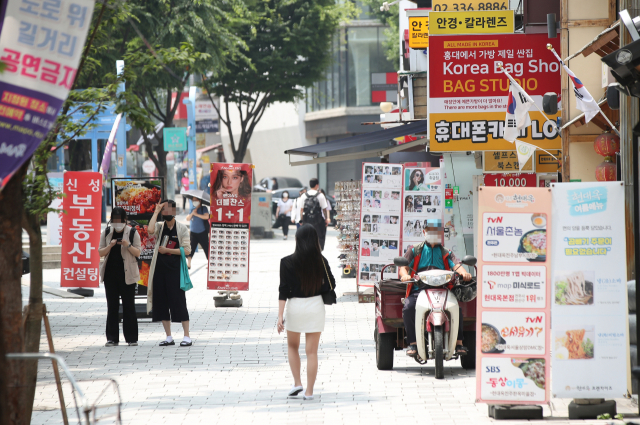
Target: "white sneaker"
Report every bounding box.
[288,385,303,397]
[303,394,314,400]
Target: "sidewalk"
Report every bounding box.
[26,229,638,424]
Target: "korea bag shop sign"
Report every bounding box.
[208,163,252,291]
[550,182,629,398]
[0,0,94,190]
[476,187,551,404]
[429,33,561,152]
[61,171,102,287]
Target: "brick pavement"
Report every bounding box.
[25,229,638,424]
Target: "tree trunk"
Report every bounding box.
[0,280,9,425]
[22,213,43,424]
[0,165,28,425]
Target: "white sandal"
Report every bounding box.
[303,394,314,400]
[288,385,303,397]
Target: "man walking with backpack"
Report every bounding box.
[298,178,331,250]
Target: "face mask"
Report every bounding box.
[163,214,174,222]
[193,201,200,208]
[113,223,125,232]
[282,195,288,200]
[425,231,440,244]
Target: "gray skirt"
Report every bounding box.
[285,295,325,333]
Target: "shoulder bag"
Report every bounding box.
[321,258,337,305]
[179,247,193,291]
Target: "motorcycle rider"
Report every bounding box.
[399,219,472,357]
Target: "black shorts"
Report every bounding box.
[152,262,189,323]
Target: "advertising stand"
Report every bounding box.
[402,166,444,253]
[476,186,552,419]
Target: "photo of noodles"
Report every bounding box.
[481,324,505,353]
[511,359,546,389]
[519,230,546,257]
[555,327,594,360]
[555,271,594,305]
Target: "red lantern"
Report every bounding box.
[595,157,617,181]
[594,132,620,157]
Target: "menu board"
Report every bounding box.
[358,163,403,285]
[550,182,629,398]
[402,167,444,254]
[207,163,252,291]
[476,187,551,405]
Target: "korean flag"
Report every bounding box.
[504,79,534,143]
[550,48,600,123]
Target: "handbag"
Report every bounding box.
[179,247,193,291]
[321,258,337,305]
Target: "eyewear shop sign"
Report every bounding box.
[207,163,253,291]
[429,33,561,152]
[429,10,514,35]
[476,187,551,405]
[550,182,629,398]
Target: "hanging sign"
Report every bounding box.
[358,163,403,285]
[484,151,534,172]
[536,150,561,173]
[550,182,629,398]
[61,171,102,288]
[432,1,510,11]
[476,186,551,405]
[430,10,514,35]
[207,163,253,291]
[163,127,187,151]
[408,16,429,49]
[0,0,95,191]
[484,173,537,188]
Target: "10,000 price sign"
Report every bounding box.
[433,1,508,11]
[484,173,537,188]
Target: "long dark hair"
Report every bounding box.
[408,169,424,190]
[290,224,324,296]
[212,169,252,198]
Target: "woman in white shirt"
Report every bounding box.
[276,191,294,240]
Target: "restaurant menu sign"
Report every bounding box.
[61,171,102,287]
[402,167,444,254]
[476,187,551,404]
[358,163,403,285]
[0,0,95,190]
[550,182,629,398]
[207,163,252,291]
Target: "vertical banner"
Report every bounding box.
[550,182,628,398]
[207,163,252,291]
[0,0,95,190]
[46,172,64,245]
[402,166,444,253]
[476,187,551,404]
[358,163,403,285]
[61,171,102,287]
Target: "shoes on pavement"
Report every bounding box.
[105,341,118,347]
[288,386,303,397]
[303,395,314,400]
[159,340,175,346]
[128,342,138,346]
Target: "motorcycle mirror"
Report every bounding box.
[461,255,477,267]
[394,257,409,267]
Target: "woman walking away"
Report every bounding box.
[276,191,294,240]
[186,198,210,269]
[181,171,190,213]
[98,207,141,347]
[277,224,336,400]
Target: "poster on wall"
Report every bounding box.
[550,182,629,398]
[358,163,403,286]
[111,178,164,286]
[61,171,102,288]
[402,167,444,254]
[476,186,551,405]
[46,172,64,245]
[207,163,253,291]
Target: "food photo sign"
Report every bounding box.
[550,182,629,398]
[476,187,551,404]
[207,163,252,291]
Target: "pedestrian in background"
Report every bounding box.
[291,187,307,229]
[276,190,293,240]
[277,224,336,400]
[299,179,331,250]
[319,189,332,225]
[148,200,193,347]
[186,198,210,269]
[98,207,141,347]
[180,171,190,213]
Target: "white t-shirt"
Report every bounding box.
[299,190,328,210]
[277,198,294,217]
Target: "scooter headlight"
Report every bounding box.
[420,273,453,286]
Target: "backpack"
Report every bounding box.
[104,225,139,261]
[303,192,324,224]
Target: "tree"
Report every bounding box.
[201,0,355,163]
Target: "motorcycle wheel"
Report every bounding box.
[376,332,395,370]
[434,326,444,379]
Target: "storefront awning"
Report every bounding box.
[565,21,620,62]
[285,120,429,166]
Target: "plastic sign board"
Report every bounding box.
[550,182,629,398]
[408,16,429,49]
[476,187,552,405]
[430,10,514,35]
[429,33,561,152]
[536,150,561,173]
[207,163,253,291]
[432,1,509,11]
[163,127,187,151]
[484,151,534,172]
[484,173,537,187]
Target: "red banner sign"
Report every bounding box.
[60,171,102,287]
[484,173,537,187]
[207,163,253,291]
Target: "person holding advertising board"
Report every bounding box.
[399,219,471,358]
[98,207,142,347]
[148,200,193,347]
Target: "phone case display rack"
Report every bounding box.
[334,180,361,280]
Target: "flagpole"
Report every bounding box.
[546,44,620,137]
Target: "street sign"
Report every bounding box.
[196,119,219,133]
[142,160,156,174]
[408,16,429,49]
[163,127,187,151]
[535,150,561,173]
[483,173,537,187]
[484,151,534,173]
[432,0,509,11]
[430,10,514,35]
